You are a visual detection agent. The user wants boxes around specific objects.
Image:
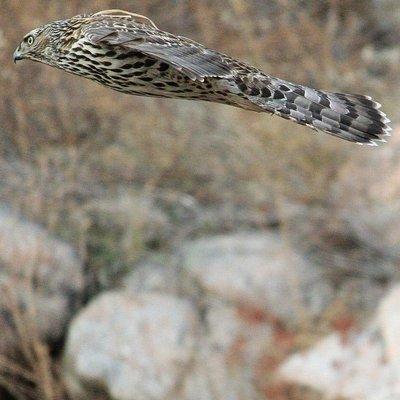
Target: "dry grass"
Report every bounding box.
[0,286,68,400]
[0,1,398,399]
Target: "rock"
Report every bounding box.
[121,253,206,302]
[64,251,274,400]
[122,261,274,400]
[182,232,333,325]
[121,255,183,295]
[63,292,199,400]
[0,207,84,355]
[378,285,400,363]
[279,284,400,399]
[282,128,400,281]
[280,333,387,399]
[282,202,398,282]
[181,300,272,400]
[333,127,400,261]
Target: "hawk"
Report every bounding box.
[14,10,391,145]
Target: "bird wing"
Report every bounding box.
[85,24,233,81]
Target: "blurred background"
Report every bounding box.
[0,1,399,399]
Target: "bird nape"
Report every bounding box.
[14,9,391,145]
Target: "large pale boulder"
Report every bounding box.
[63,292,200,400]
[279,285,400,399]
[64,253,276,400]
[182,232,333,325]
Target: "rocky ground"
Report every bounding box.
[1,130,400,400]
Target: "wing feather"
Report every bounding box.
[86,25,233,81]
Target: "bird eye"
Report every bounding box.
[27,36,35,46]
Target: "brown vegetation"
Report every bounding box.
[0,1,398,399]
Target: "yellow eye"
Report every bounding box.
[27,36,34,46]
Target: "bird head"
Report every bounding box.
[14,24,55,64]
[13,17,87,66]
[13,11,159,67]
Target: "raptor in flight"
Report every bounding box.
[14,10,391,145]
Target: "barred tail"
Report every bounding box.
[236,76,392,145]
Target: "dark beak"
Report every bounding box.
[13,49,23,64]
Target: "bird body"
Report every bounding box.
[14,10,391,145]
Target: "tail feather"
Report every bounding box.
[236,75,391,145]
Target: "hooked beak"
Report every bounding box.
[13,48,24,64]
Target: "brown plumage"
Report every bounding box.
[14,9,391,145]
